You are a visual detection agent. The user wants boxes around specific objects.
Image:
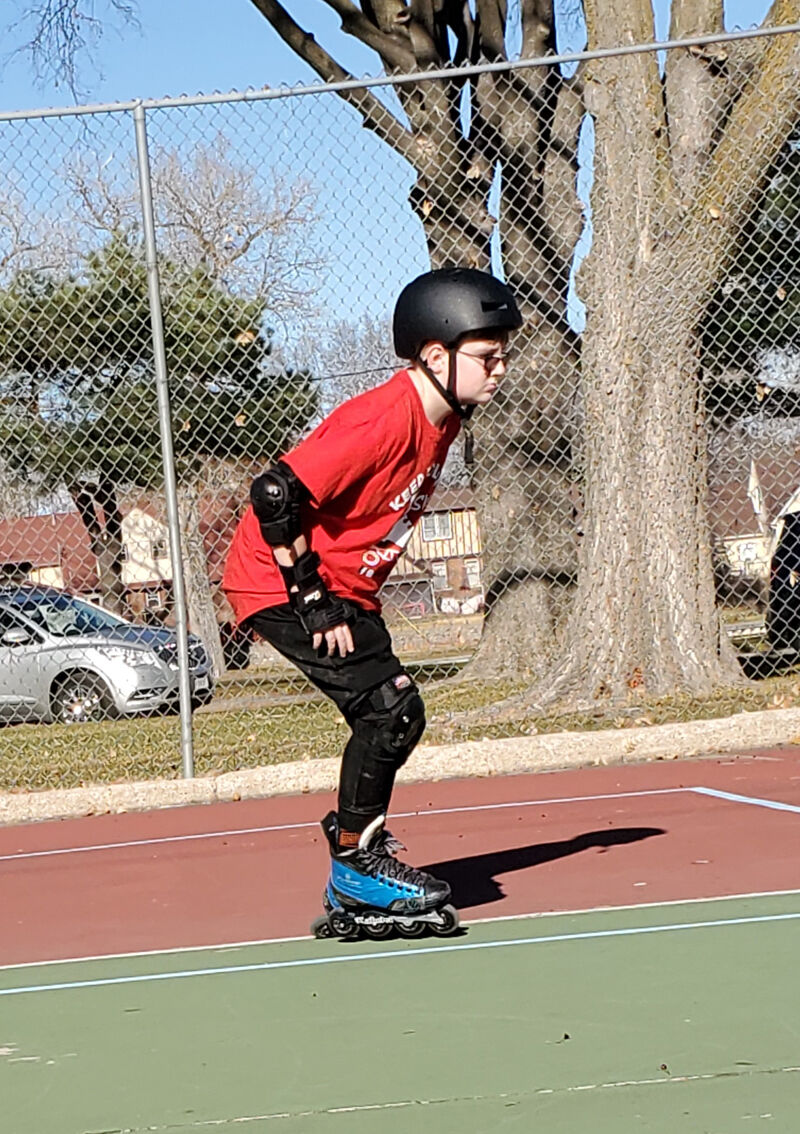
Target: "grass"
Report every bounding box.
[2,669,800,794]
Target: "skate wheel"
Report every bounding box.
[396,918,426,938]
[363,921,393,940]
[430,904,460,936]
[311,915,334,939]
[330,912,359,940]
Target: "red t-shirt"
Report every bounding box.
[222,369,461,623]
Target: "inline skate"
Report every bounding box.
[311,811,459,940]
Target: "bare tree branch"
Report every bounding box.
[683,0,800,304]
[0,177,73,277]
[669,0,723,39]
[248,0,419,165]
[60,136,324,317]
[475,0,506,58]
[9,0,140,98]
[321,0,414,69]
[665,2,728,202]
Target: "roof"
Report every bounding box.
[0,513,98,591]
[708,455,800,540]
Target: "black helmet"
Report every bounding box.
[393,267,522,359]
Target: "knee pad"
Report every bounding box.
[351,672,426,769]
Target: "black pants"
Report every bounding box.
[246,603,423,833]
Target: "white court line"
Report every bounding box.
[2,910,800,998]
[690,786,800,815]
[0,788,686,863]
[2,887,800,973]
[3,782,797,865]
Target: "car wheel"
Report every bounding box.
[50,671,117,724]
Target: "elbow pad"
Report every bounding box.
[249,461,307,546]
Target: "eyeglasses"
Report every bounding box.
[456,347,515,372]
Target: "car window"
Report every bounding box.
[0,608,21,633]
[17,594,128,638]
[0,605,41,639]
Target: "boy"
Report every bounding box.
[222,267,522,938]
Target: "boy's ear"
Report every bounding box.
[421,341,448,370]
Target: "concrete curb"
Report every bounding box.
[3,705,800,827]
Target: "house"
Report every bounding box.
[0,499,240,625]
[0,512,98,593]
[381,487,483,616]
[708,453,800,582]
[116,495,240,625]
[0,508,180,610]
[0,488,482,622]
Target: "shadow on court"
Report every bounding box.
[421,826,666,908]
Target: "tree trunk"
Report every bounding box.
[177,480,226,676]
[468,318,581,678]
[529,0,800,709]
[71,481,126,615]
[465,47,585,677]
[550,297,742,706]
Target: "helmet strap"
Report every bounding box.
[446,348,476,464]
[448,347,459,403]
[417,354,468,420]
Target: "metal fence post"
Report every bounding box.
[132,101,195,779]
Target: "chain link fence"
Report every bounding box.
[1,25,800,790]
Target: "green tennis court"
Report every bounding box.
[3,891,799,1133]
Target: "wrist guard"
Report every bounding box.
[280,550,354,635]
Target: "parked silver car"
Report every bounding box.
[0,585,214,724]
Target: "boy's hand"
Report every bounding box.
[285,550,355,656]
[313,623,355,658]
[292,588,355,656]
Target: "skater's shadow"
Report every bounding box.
[421,826,665,909]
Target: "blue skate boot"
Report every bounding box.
[311,811,459,940]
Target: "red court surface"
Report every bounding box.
[2,746,800,966]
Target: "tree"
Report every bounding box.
[703,125,800,383]
[12,2,800,711]
[251,0,587,680]
[63,136,321,320]
[0,236,317,671]
[0,135,321,672]
[541,0,800,709]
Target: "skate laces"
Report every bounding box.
[357,846,430,889]
[356,815,427,889]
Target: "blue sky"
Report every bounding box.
[0,1,774,112]
[0,1,777,347]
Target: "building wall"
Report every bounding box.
[30,566,65,588]
[389,508,485,615]
[721,533,771,580]
[395,509,482,576]
[120,508,172,587]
